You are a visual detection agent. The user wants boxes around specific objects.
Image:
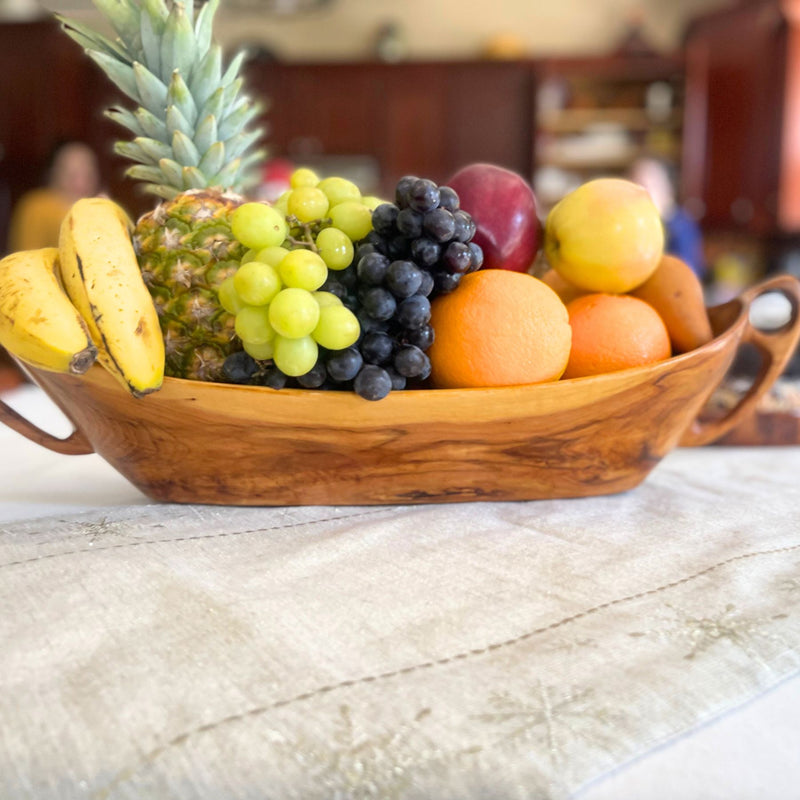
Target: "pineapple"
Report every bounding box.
[58,0,266,380]
[133,188,246,380]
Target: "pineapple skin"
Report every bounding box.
[133,189,247,382]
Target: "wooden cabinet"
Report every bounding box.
[0,18,146,235]
[1,25,690,246]
[245,59,534,195]
[247,56,685,209]
[682,0,800,236]
[0,20,88,200]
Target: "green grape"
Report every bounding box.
[361,195,388,211]
[273,190,292,215]
[290,167,319,188]
[218,275,245,314]
[312,304,361,350]
[329,201,373,241]
[287,187,330,223]
[252,245,290,268]
[278,249,328,291]
[273,334,319,376]
[243,339,274,361]
[268,287,321,339]
[315,226,354,271]
[233,261,283,306]
[317,176,361,208]
[240,248,258,264]
[231,202,289,250]
[311,290,343,308]
[235,305,275,345]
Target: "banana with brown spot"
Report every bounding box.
[58,197,164,397]
[0,247,97,374]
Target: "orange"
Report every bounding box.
[563,293,671,379]
[427,269,571,389]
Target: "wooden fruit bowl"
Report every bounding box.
[3,274,799,506]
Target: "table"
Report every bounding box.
[2,383,799,799]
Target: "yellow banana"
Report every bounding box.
[58,197,164,397]
[0,247,97,374]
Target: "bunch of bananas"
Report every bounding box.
[0,197,165,397]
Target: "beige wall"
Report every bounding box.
[38,0,734,61]
[214,0,732,61]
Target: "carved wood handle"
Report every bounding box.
[681,273,800,447]
[0,390,94,455]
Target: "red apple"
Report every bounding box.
[447,163,541,273]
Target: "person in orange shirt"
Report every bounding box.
[7,140,101,253]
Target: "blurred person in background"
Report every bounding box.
[629,155,706,279]
[2,140,101,388]
[7,140,101,253]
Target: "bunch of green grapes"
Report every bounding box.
[275,167,384,246]
[220,195,361,378]
[220,169,392,388]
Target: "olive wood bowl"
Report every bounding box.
[3,274,800,506]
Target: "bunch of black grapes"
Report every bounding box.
[321,176,483,399]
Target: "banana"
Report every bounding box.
[0,247,97,374]
[58,197,165,397]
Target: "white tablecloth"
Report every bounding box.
[1,384,799,799]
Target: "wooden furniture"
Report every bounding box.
[682,0,800,238]
[2,275,798,506]
[532,55,685,209]
[245,58,536,196]
[15,9,800,245]
[245,55,684,203]
[0,18,686,234]
[0,18,148,234]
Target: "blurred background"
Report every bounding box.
[0,0,798,303]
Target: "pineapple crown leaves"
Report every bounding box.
[57,0,266,200]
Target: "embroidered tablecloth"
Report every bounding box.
[1,386,799,799]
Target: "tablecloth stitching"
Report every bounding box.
[92,538,800,800]
[0,507,399,569]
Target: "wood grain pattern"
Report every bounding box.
[2,275,799,506]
